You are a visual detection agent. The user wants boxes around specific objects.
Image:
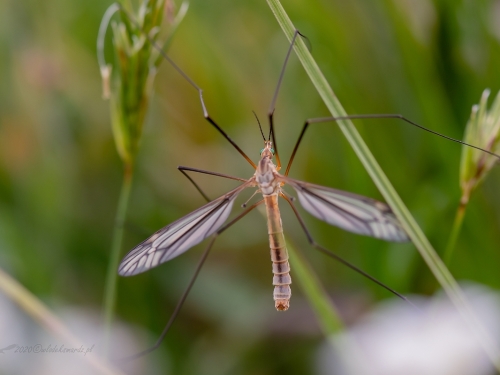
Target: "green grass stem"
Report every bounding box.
[287,241,343,335]
[102,163,134,357]
[443,202,467,265]
[266,0,500,369]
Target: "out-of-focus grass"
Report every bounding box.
[268,1,500,367]
[1,0,500,373]
[97,0,188,356]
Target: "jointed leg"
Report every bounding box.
[178,166,247,203]
[117,5,256,169]
[118,236,214,363]
[267,29,305,170]
[285,114,500,176]
[118,199,264,363]
[280,193,415,306]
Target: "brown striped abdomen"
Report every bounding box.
[264,194,291,311]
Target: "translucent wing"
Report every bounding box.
[282,177,408,242]
[119,182,252,276]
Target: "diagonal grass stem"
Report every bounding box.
[266,0,500,369]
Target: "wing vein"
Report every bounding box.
[119,180,253,276]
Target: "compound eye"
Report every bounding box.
[260,148,265,155]
[270,148,275,155]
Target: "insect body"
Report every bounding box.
[104,9,500,361]
[118,140,408,310]
[113,26,497,310]
[256,142,291,310]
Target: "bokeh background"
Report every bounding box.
[1,0,500,374]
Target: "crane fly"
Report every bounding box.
[107,10,500,360]
[118,138,408,310]
[116,24,500,311]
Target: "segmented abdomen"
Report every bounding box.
[264,194,291,311]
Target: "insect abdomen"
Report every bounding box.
[264,195,291,311]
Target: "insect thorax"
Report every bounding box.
[256,157,280,196]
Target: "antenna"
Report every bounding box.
[253,111,266,141]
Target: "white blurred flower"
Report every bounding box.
[0,294,166,375]
[318,284,500,375]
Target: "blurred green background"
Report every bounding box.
[1,0,500,374]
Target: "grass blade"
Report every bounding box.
[288,241,371,375]
[266,0,500,369]
[102,166,133,356]
[287,241,343,335]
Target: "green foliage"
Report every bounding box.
[268,0,500,368]
[99,0,187,166]
[460,89,500,204]
[287,242,343,335]
[2,0,500,373]
[97,0,188,356]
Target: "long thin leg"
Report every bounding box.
[178,166,247,182]
[118,237,214,363]
[281,194,416,307]
[126,168,245,236]
[178,166,248,203]
[117,5,256,169]
[117,199,264,363]
[267,29,304,171]
[285,114,500,176]
[178,168,211,203]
